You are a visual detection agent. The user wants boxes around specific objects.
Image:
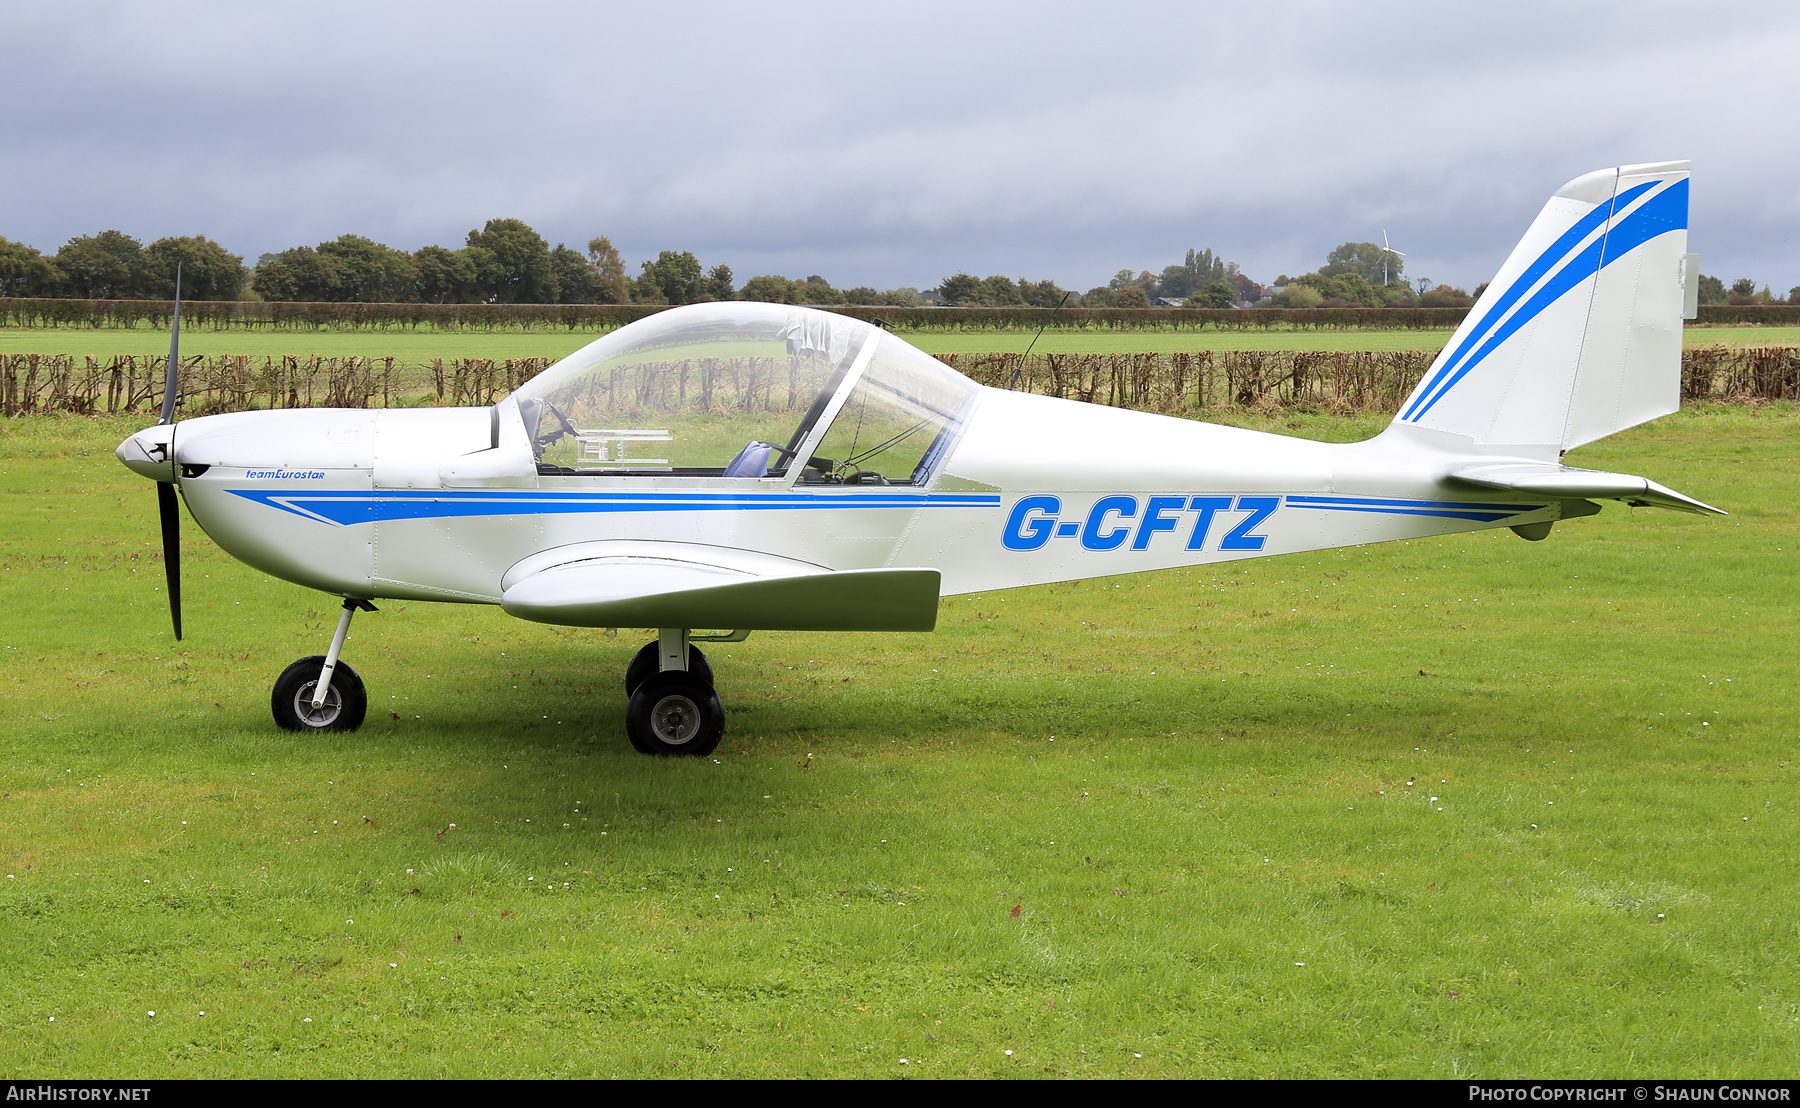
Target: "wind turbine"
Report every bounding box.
[1382,229,1406,286]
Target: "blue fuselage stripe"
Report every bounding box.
[1285,494,1541,523]
[228,488,1001,526]
[228,487,1545,531]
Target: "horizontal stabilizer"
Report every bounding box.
[502,550,940,631]
[1449,462,1723,515]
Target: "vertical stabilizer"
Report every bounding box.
[1392,161,1690,457]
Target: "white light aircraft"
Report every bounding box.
[117,161,1718,755]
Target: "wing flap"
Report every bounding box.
[501,555,940,631]
[1449,462,1724,515]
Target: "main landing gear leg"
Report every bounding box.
[271,598,375,733]
[624,627,724,756]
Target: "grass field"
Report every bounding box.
[2,324,1797,362]
[1,406,1797,1077]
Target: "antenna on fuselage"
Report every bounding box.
[1012,291,1070,391]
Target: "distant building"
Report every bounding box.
[1156,297,1187,308]
[921,288,945,305]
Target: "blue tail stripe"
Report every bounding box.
[1402,178,1660,421]
[1599,177,1689,264]
[1400,180,1656,423]
[1407,178,1688,423]
[1409,236,1608,421]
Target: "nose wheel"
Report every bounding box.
[624,629,726,756]
[271,597,376,733]
[272,655,368,731]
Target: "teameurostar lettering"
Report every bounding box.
[1002,495,1277,553]
[245,469,325,480]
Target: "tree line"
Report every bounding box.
[938,242,1800,312]
[3,221,1795,310]
[935,244,1467,312]
[0,221,925,308]
[0,231,245,301]
[1695,275,1798,306]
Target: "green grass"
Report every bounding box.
[1,407,1798,1077]
[1680,324,1800,347]
[3,323,1796,363]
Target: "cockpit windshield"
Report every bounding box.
[798,338,979,486]
[510,303,977,485]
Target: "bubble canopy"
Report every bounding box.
[511,303,979,485]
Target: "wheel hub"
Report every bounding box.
[649,693,701,745]
[294,681,342,728]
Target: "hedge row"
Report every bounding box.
[0,298,665,332]
[9,345,1795,419]
[0,354,550,416]
[934,350,1436,412]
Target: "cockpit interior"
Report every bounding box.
[511,304,979,486]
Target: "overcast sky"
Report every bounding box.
[4,1,1798,294]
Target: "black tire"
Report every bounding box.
[625,670,724,756]
[271,655,368,733]
[624,641,712,696]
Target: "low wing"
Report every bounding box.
[500,541,940,631]
[1448,462,1724,515]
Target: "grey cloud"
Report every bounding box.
[3,0,1798,293]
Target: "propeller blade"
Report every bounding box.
[157,480,182,641]
[158,261,182,425]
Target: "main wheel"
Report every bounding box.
[624,642,712,696]
[625,670,724,756]
[271,655,368,733]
